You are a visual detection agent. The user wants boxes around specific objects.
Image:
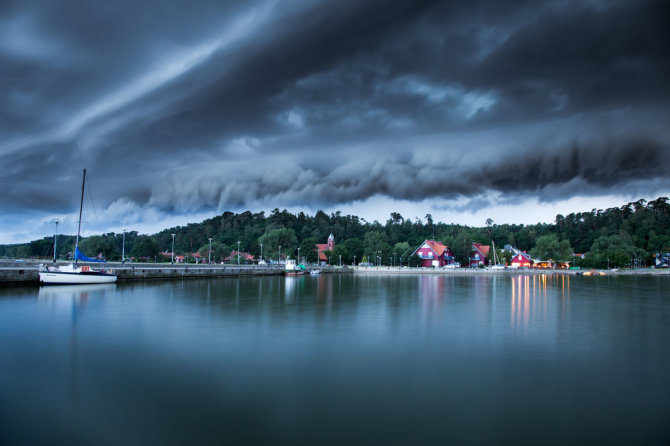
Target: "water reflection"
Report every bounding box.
[1,274,668,445]
[35,284,115,402]
[509,274,571,332]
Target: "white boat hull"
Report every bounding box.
[39,271,117,285]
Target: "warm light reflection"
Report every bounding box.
[510,274,555,331]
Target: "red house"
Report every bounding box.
[223,251,255,262]
[469,243,490,267]
[315,234,335,263]
[510,252,532,268]
[411,240,455,267]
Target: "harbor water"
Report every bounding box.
[1,274,668,445]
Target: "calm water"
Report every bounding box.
[0,274,668,445]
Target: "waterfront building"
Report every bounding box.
[469,243,490,268]
[223,251,255,263]
[411,240,455,267]
[160,252,185,263]
[315,234,335,263]
[510,252,532,268]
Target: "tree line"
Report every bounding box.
[1,197,668,269]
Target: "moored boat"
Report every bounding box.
[38,169,118,285]
[39,263,117,284]
[284,259,304,276]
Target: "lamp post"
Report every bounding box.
[53,219,60,263]
[208,238,212,265]
[353,255,356,267]
[260,243,263,263]
[339,255,341,267]
[393,252,396,267]
[171,233,176,264]
[297,247,300,265]
[278,246,281,264]
[122,228,126,264]
[607,258,610,270]
[237,241,241,265]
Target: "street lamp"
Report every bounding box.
[122,228,126,264]
[353,255,356,267]
[297,247,300,264]
[208,238,213,265]
[339,255,341,267]
[53,219,60,263]
[607,258,610,270]
[171,233,176,264]
[237,241,241,265]
[278,245,281,264]
[393,252,396,267]
[260,243,263,263]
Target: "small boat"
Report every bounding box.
[583,270,606,276]
[309,269,321,275]
[284,259,304,276]
[38,169,118,285]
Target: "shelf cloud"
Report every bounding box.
[1,0,669,242]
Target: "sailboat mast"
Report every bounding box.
[74,169,86,265]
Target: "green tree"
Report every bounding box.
[331,244,350,265]
[364,230,392,264]
[299,237,319,263]
[198,241,226,263]
[586,234,646,268]
[530,234,572,264]
[79,235,120,260]
[453,230,472,265]
[343,238,364,263]
[393,242,412,266]
[258,228,298,261]
[131,236,159,261]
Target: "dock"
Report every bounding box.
[0,261,349,286]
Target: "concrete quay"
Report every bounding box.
[0,261,349,286]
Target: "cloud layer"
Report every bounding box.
[1,0,669,241]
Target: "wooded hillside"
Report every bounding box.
[2,197,668,269]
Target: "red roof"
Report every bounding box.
[224,251,255,261]
[315,243,331,261]
[425,240,448,256]
[472,243,490,257]
[411,240,453,258]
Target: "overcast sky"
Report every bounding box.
[1,0,669,243]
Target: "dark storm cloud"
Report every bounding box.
[1,0,669,234]
[148,128,670,213]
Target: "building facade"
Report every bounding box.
[510,252,532,268]
[411,240,455,267]
[469,243,490,267]
[315,234,335,263]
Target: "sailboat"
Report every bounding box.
[490,241,506,270]
[39,169,118,285]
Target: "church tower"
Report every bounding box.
[327,233,334,250]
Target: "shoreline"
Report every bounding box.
[1,260,668,286]
[352,266,670,276]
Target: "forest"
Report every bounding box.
[1,197,669,269]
